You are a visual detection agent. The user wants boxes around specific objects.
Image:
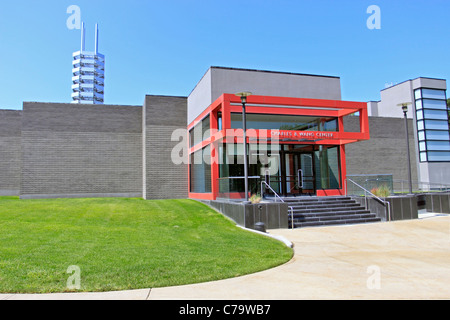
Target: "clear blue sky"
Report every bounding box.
[0,0,449,110]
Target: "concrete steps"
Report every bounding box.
[283,196,381,229]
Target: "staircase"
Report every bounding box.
[282,196,381,229]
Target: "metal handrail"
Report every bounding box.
[261,180,284,203]
[217,176,261,180]
[345,178,391,222]
[348,175,450,194]
[261,180,295,230]
[391,179,450,193]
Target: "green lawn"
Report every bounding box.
[0,197,292,293]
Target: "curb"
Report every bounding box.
[236,225,294,248]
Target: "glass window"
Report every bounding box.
[425,130,450,141]
[315,146,340,190]
[202,116,210,139]
[417,120,424,131]
[424,120,449,130]
[322,119,338,131]
[414,89,421,100]
[189,128,195,148]
[416,110,423,120]
[423,109,449,120]
[421,89,446,100]
[189,146,211,193]
[189,115,211,147]
[217,112,222,131]
[419,141,427,152]
[418,131,426,141]
[230,113,338,132]
[422,99,447,110]
[327,147,340,189]
[219,143,281,194]
[420,152,428,162]
[427,141,450,151]
[415,88,450,163]
[415,99,423,110]
[427,151,450,162]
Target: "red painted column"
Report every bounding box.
[210,109,219,200]
[340,144,347,195]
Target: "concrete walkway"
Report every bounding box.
[1,215,449,300]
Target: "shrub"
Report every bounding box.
[250,194,262,204]
[370,185,391,197]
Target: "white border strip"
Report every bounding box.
[237,225,293,248]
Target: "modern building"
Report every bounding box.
[187,67,370,200]
[367,78,450,187]
[0,66,448,202]
[71,23,105,104]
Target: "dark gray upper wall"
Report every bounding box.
[22,102,142,133]
[21,102,143,198]
[0,110,22,136]
[144,95,187,126]
[0,110,22,195]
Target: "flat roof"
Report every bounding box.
[189,66,341,97]
[210,66,341,79]
[380,77,447,92]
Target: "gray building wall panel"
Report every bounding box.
[0,110,22,195]
[188,67,342,124]
[144,96,188,199]
[20,103,142,198]
[345,116,418,184]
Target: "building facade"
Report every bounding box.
[365,77,450,189]
[187,67,370,200]
[0,67,448,200]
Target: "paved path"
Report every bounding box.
[1,216,449,300]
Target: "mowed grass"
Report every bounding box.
[0,197,293,293]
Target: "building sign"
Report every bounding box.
[271,130,336,140]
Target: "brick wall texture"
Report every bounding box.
[345,116,419,182]
[0,110,22,195]
[144,96,188,199]
[20,103,143,198]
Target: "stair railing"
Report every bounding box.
[345,178,391,222]
[261,181,295,230]
[392,179,450,194]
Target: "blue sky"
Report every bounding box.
[0,0,449,110]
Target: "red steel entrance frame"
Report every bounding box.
[188,94,370,200]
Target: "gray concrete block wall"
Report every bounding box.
[20,103,142,199]
[203,200,289,230]
[425,193,450,214]
[144,96,188,199]
[0,110,22,195]
[345,116,418,184]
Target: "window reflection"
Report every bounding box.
[230,113,338,132]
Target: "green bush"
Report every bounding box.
[370,185,391,197]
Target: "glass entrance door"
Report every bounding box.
[299,153,315,195]
[284,152,316,196]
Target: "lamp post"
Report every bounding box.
[236,92,253,202]
[398,102,413,194]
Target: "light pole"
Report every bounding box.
[398,102,413,194]
[236,92,253,202]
